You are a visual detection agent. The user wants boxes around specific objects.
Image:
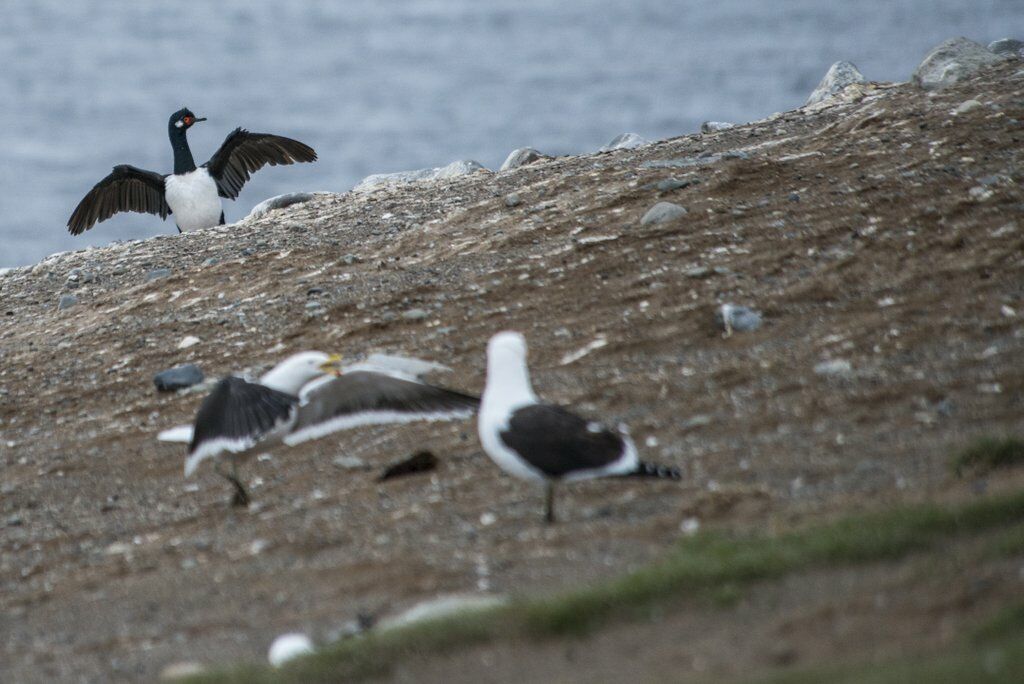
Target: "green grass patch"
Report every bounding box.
[185,490,1024,684]
[953,436,1024,477]
[756,605,1024,684]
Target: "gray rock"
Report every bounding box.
[145,268,171,282]
[640,202,687,225]
[599,133,649,152]
[246,192,330,220]
[153,364,205,392]
[701,121,736,133]
[805,61,866,105]
[814,359,853,377]
[655,178,695,192]
[504,193,522,208]
[716,303,762,334]
[912,37,1006,91]
[201,257,219,267]
[952,99,983,115]
[402,308,430,321]
[988,38,1024,57]
[354,160,487,191]
[499,148,549,171]
[57,294,78,310]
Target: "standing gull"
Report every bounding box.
[68,108,316,235]
[159,351,478,505]
[478,332,680,523]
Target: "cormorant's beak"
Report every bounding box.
[193,117,207,123]
[318,354,344,375]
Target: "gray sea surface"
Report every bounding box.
[0,0,1019,267]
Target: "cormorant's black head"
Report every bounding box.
[169,108,206,132]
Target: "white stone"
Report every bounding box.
[177,336,201,350]
[268,633,315,667]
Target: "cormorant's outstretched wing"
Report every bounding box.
[204,128,317,199]
[67,165,169,235]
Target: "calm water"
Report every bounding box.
[0,1,1019,267]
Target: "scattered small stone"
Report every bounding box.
[788,192,801,202]
[341,254,360,265]
[952,99,983,115]
[504,193,522,208]
[7,515,23,527]
[153,364,204,392]
[988,38,1024,57]
[805,61,866,106]
[814,359,853,377]
[304,301,323,310]
[145,268,171,282]
[57,294,78,310]
[656,178,694,192]
[499,147,549,171]
[268,633,314,667]
[479,512,497,526]
[716,303,763,335]
[680,517,700,536]
[201,257,219,267]
[641,202,687,225]
[969,186,994,202]
[377,450,439,481]
[177,336,201,350]
[401,308,430,321]
[159,661,207,681]
[912,37,1006,91]
[701,121,735,133]
[599,132,649,151]
[332,455,367,470]
[685,266,712,279]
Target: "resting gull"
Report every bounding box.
[159,351,479,505]
[478,331,680,523]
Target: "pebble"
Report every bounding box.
[57,294,78,310]
[159,661,207,680]
[332,456,367,470]
[177,336,201,350]
[402,308,430,321]
[499,147,548,171]
[268,633,315,667]
[952,99,983,115]
[145,268,171,282]
[684,266,712,279]
[701,121,735,133]
[153,364,205,392]
[913,37,1005,91]
[805,61,866,105]
[201,257,219,267]
[599,132,649,151]
[814,359,853,377]
[656,178,694,192]
[640,202,687,225]
[716,303,763,334]
[504,193,522,208]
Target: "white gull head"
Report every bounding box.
[481,331,538,419]
[258,351,334,395]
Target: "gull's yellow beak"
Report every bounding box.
[319,353,344,374]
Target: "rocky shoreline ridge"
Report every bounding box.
[1,38,1023,681]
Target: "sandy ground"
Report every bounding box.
[1,60,1022,682]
